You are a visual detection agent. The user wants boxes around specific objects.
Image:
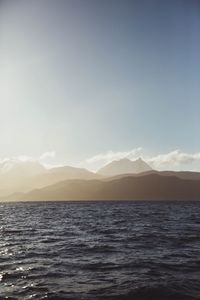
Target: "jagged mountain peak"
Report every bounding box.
[97,158,152,176]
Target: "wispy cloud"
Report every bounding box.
[87,148,143,163]
[39,151,56,161]
[83,148,143,171]
[82,149,200,171]
[0,151,57,173]
[1,149,200,173]
[148,150,200,169]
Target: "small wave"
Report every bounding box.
[0,201,200,300]
[87,244,116,253]
[102,285,199,300]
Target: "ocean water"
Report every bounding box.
[0,201,200,300]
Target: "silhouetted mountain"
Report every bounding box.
[6,173,200,201]
[0,162,100,198]
[129,170,200,181]
[98,158,152,176]
[0,161,47,197]
[1,158,200,202]
[29,165,101,190]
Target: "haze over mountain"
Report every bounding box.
[0,160,100,198]
[6,173,200,202]
[1,157,200,201]
[98,158,152,176]
[0,159,46,177]
[0,160,47,197]
[31,165,101,190]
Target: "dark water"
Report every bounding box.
[0,201,200,300]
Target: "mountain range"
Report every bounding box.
[6,173,200,201]
[0,161,100,197]
[1,158,200,201]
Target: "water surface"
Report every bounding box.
[0,201,200,299]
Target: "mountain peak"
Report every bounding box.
[98,158,152,177]
[136,157,142,161]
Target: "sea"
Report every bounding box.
[0,201,200,300]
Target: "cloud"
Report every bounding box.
[39,151,56,161]
[83,149,200,171]
[0,151,56,165]
[81,148,143,171]
[1,149,200,173]
[17,155,34,162]
[0,156,33,164]
[0,151,57,173]
[87,148,143,163]
[147,150,200,169]
[0,156,35,174]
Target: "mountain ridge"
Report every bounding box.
[4,173,200,202]
[0,162,100,197]
[1,158,200,201]
[97,158,152,176]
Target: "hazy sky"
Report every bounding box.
[1,0,200,170]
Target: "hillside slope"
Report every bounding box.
[5,174,200,201]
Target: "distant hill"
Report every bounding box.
[97,158,152,176]
[0,160,47,197]
[128,170,200,181]
[1,158,200,202]
[5,173,200,201]
[29,165,101,190]
[0,162,100,198]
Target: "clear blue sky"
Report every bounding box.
[0,0,200,169]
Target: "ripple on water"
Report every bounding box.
[0,201,199,300]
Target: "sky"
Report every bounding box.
[0,0,200,171]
